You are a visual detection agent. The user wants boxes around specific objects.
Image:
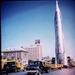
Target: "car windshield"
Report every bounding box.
[29,64,39,67]
[29,61,40,66]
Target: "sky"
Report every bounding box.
[1,0,75,60]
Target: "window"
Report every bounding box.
[17,52,21,59]
[23,61,24,63]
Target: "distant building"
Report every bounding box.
[25,44,42,61]
[42,56,51,62]
[2,48,28,65]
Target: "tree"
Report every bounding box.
[51,57,55,64]
[67,56,71,63]
[28,60,33,64]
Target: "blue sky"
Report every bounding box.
[1,0,75,60]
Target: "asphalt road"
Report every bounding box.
[2,67,75,75]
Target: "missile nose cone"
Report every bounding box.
[56,0,59,11]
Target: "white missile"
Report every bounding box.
[54,0,67,65]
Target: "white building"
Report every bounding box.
[25,44,42,61]
[2,48,28,65]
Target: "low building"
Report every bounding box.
[42,56,51,62]
[2,48,28,65]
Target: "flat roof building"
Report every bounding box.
[25,44,42,61]
[2,48,28,65]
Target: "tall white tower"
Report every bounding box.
[54,0,67,65]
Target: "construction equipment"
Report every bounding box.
[1,59,7,71]
[16,61,25,71]
[1,59,17,72]
[67,57,75,67]
[68,60,75,67]
[42,61,63,69]
[1,59,24,73]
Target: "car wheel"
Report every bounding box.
[45,68,50,73]
[15,69,18,72]
[6,66,10,73]
[27,73,31,75]
[22,69,24,71]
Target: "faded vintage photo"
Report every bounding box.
[1,0,75,75]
